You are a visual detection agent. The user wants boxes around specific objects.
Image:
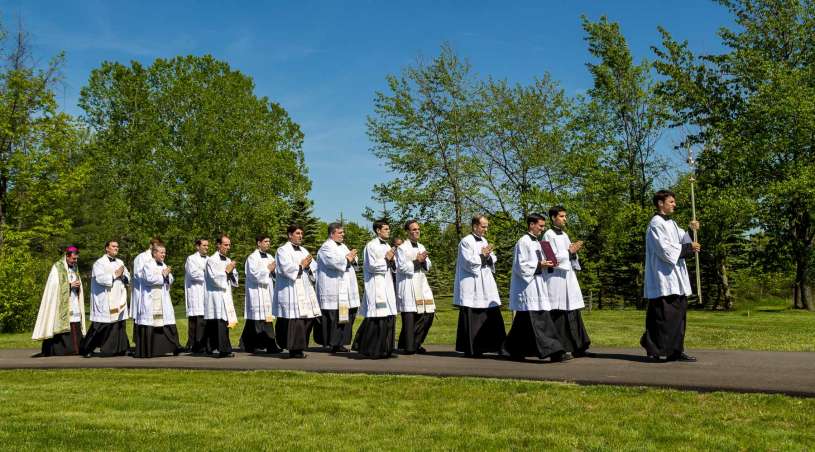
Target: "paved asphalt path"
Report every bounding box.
[1,346,813,396]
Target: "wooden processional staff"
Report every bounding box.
[687,145,702,305]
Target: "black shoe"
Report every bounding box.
[416,347,427,354]
[217,352,235,358]
[173,348,184,356]
[83,352,93,358]
[646,354,662,362]
[266,348,282,355]
[289,351,306,359]
[668,352,697,362]
[551,352,572,362]
[331,346,349,353]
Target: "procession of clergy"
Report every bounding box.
[31,191,700,363]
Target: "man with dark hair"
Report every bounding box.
[353,219,398,358]
[504,214,566,361]
[240,234,281,354]
[184,238,209,353]
[32,246,86,356]
[396,219,435,354]
[544,206,591,358]
[453,215,506,357]
[641,190,701,362]
[274,224,321,358]
[204,234,240,358]
[133,244,183,357]
[81,240,131,357]
[132,237,164,339]
[315,222,360,353]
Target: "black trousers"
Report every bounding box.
[640,295,687,357]
[455,306,506,355]
[352,316,396,358]
[240,319,281,353]
[275,317,316,353]
[204,319,232,354]
[186,315,207,353]
[80,320,130,356]
[41,322,83,356]
[550,309,591,354]
[503,310,564,359]
[398,311,435,353]
[314,308,358,347]
[133,324,182,358]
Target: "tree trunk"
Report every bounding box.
[792,257,813,310]
[717,258,734,310]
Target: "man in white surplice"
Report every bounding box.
[81,240,131,357]
[273,224,321,358]
[352,219,398,358]
[543,206,591,357]
[641,190,701,362]
[183,238,209,353]
[131,237,162,333]
[453,215,506,356]
[504,213,565,361]
[203,234,239,358]
[133,244,182,358]
[315,222,360,353]
[396,219,435,354]
[240,234,281,354]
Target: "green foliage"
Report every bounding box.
[654,0,815,309]
[76,54,310,274]
[0,232,48,332]
[367,44,482,236]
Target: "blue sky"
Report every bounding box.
[2,1,733,224]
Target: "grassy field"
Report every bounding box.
[4,296,814,352]
[0,369,812,451]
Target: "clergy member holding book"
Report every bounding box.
[544,206,591,358]
[503,213,566,361]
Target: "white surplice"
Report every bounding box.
[184,252,207,317]
[130,249,151,318]
[542,229,585,311]
[315,239,360,310]
[272,242,321,319]
[395,240,435,314]
[244,249,275,321]
[135,260,176,327]
[204,253,240,327]
[644,214,693,299]
[509,234,551,312]
[360,238,397,318]
[453,234,501,308]
[90,255,130,323]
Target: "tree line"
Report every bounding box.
[366,1,814,312]
[0,0,813,334]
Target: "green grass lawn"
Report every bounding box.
[0,369,812,451]
[3,296,814,352]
